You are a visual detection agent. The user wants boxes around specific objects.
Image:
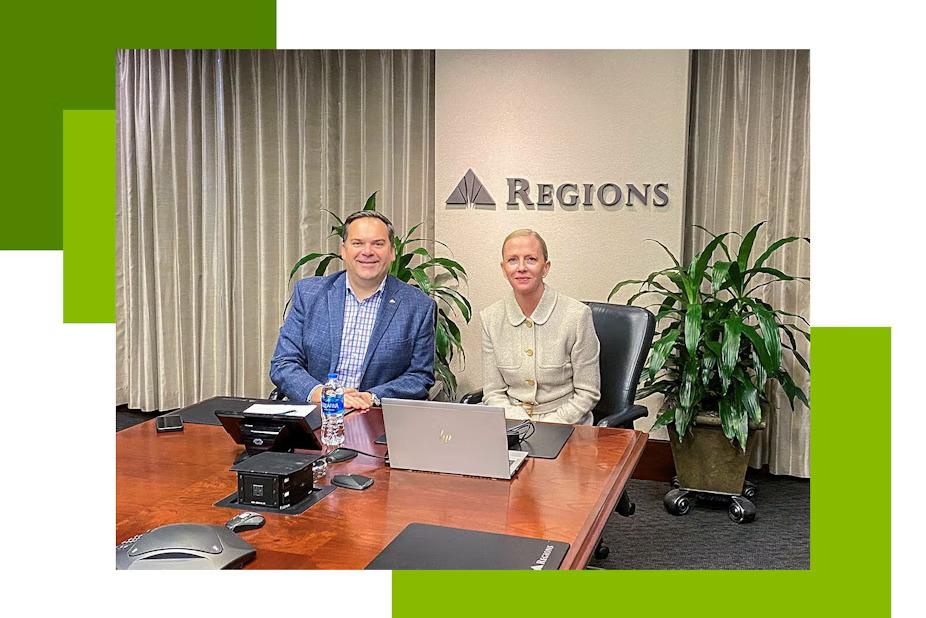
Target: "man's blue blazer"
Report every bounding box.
[269,271,436,402]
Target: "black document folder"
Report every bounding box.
[506,419,574,459]
[365,523,569,570]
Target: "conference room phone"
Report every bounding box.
[116,524,256,570]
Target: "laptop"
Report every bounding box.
[381,399,529,480]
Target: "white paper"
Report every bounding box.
[243,403,316,418]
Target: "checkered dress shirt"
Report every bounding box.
[334,276,386,390]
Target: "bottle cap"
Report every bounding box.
[328,373,338,379]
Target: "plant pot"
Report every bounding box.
[668,413,766,495]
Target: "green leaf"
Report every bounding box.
[636,380,677,399]
[719,398,735,442]
[403,222,424,243]
[736,378,762,424]
[711,261,732,293]
[736,221,766,271]
[679,360,698,410]
[627,279,685,306]
[419,257,467,280]
[289,252,335,280]
[646,327,680,377]
[439,307,462,343]
[399,252,415,271]
[780,328,811,375]
[720,394,748,451]
[747,299,782,370]
[788,345,811,374]
[722,260,743,294]
[732,400,748,451]
[753,235,807,272]
[776,370,810,410]
[740,324,776,374]
[704,339,723,359]
[436,310,464,366]
[432,286,472,322]
[655,296,680,321]
[363,192,377,211]
[691,224,734,260]
[665,270,697,305]
[720,317,742,392]
[405,237,452,255]
[321,209,346,240]
[434,359,457,401]
[780,321,811,342]
[745,266,809,285]
[701,354,716,386]
[435,322,450,360]
[314,254,339,276]
[646,238,682,269]
[775,308,811,327]
[408,246,431,259]
[751,348,767,391]
[684,303,702,356]
[608,278,647,301]
[675,397,695,439]
[691,232,730,285]
[650,407,676,433]
[409,267,431,294]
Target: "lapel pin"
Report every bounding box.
[389,299,395,304]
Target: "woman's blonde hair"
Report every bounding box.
[501,229,549,261]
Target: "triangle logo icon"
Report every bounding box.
[445,169,496,209]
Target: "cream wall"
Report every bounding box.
[434,50,691,432]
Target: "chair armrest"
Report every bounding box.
[268,388,284,401]
[596,404,649,429]
[459,389,484,404]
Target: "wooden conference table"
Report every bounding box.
[116,407,647,569]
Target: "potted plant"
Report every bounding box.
[609,222,809,522]
[287,192,471,401]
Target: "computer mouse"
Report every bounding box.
[325,447,359,464]
[225,511,266,533]
[331,474,374,491]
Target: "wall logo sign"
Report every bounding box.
[445,169,497,209]
[446,170,670,211]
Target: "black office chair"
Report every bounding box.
[583,302,656,559]
[460,302,656,561]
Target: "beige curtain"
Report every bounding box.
[116,50,435,412]
[685,50,810,477]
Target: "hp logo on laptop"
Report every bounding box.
[439,430,453,444]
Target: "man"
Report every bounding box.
[270,211,435,409]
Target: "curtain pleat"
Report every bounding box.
[685,50,811,477]
[116,50,435,412]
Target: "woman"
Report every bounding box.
[480,229,601,425]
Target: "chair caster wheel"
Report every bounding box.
[743,481,757,500]
[594,542,610,560]
[663,488,691,516]
[728,496,756,524]
[671,475,680,489]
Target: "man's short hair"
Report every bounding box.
[343,210,396,245]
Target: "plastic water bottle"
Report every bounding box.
[321,373,345,449]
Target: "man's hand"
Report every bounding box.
[344,390,373,410]
[311,386,373,410]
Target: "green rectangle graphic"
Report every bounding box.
[393,327,890,617]
[63,110,115,323]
